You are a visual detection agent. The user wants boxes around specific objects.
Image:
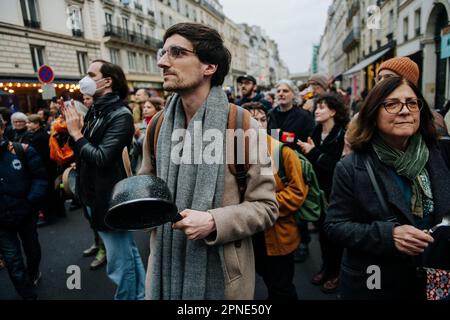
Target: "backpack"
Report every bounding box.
[274,143,327,222]
[146,103,251,202]
[12,142,29,173]
[12,142,27,164]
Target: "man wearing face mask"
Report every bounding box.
[64,60,145,300]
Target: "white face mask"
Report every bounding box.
[79,76,105,96]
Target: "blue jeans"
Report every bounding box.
[0,213,40,300]
[85,207,145,300]
[98,230,146,300]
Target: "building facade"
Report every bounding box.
[1,0,289,112]
[0,0,101,112]
[319,0,449,109]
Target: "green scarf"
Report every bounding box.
[372,133,432,218]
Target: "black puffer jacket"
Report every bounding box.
[73,93,133,231]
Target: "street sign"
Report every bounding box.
[441,26,450,60]
[42,83,56,100]
[38,65,55,83]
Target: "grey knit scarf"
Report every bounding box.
[149,86,229,300]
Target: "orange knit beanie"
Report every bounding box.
[378,57,420,86]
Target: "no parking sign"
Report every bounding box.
[38,65,56,99]
[38,65,55,84]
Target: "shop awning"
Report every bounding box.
[343,48,391,76]
[0,76,81,84]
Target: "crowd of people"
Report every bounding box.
[1,22,450,301]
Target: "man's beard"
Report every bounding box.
[163,76,203,93]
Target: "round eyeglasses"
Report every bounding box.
[379,98,423,114]
[157,45,196,61]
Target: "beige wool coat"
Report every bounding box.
[139,118,279,300]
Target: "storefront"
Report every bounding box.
[0,76,82,114]
[343,46,393,99]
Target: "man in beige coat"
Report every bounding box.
[139,23,278,300]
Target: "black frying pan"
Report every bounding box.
[105,175,183,230]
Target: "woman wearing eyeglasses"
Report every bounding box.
[324,76,450,299]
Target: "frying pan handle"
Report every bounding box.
[172,212,184,223]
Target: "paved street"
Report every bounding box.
[0,202,337,300]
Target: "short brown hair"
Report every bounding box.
[242,102,267,116]
[149,97,164,110]
[163,23,231,87]
[347,76,437,151]
[28,114,44,127]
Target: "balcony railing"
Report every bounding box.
[104,24,162,49]
[72,29,84,37]
[343,29,360,52]
[134,1,142,11]
[200,0,225,20]
[23,19,40,28]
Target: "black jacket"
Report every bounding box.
[267,106,315,151]
[11,128,32,144]
[236,93,272,111]
[73,93,134,231]
[29,127,54,176]
[324,146,450,300]
[437,136,450,170]
[305,124,345,200]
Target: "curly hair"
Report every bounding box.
[316,93,350,127]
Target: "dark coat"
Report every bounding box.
[73,93,134,231]
[305,124,345,199]
[437,136,450,170]
[236,93,272,112]
[11,128,32,144]
[324,145,450,300]
[28,127,54,175]
[268,106,315,151]
[0,142,48,229]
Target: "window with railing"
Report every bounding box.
[68,5,84,37]
[20,0,41,28]
[122,16,130,38]
[415,9,421,37]
[30,45,45,72]
[134,1,143,11]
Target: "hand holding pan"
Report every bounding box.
[105,175,183,230]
